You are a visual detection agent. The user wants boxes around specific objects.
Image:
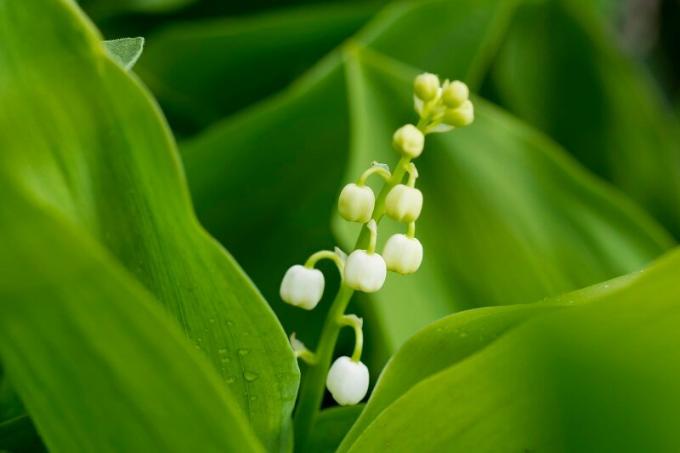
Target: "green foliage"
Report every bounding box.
[2,0,680,451]
[339,249,680,452]
[0,0,296,450]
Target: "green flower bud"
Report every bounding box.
[442,100,474,127]
[413,73,440,102]
[442,80,469,108]
[393,124,425,158]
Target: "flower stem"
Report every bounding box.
[293,154,411,450]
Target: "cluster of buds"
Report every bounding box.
[281,73,474,407]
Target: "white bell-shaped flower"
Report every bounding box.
[344,250,386,293]
[280,264,324,310]
[385,184,423,223]
[393,124,425,158]
[442,80,469,108]
[383,234,423,274]
[338,183,375,223]
[326,356,369,406]
[443,100,474,127]
[413,73,440,102]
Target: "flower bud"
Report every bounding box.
[338,183,374,223]
[385,184,423,223]
[383,234,423,274]
[442,100,474,127]
[393,124,425,158]
[344,250,386,293]
[326,356,369,406]
[441,80,469,108]
[413,73,440,102]
[280,265,324,310]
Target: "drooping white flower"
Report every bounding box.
[280,265,324,310]
[443,100,474,127]
[326,356,369,406]
[383,234,423,274]
[393,124,425,158]
[441,80,469,108]
[413,73,440,102]
[344,250,386,293]
[385,184,423,223]
[338,183,375,223]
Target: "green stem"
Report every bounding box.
[293,155,411,450]
[305,250,344,274]
[338,314,364,362]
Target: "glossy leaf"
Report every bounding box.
[335,48,672,350]
[488,0,680,236]
[0,0,297,449]
[341,249,680,452]
[104,37,144,70]
[339,273,635,449]
[0,185,262,452]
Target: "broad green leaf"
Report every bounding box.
[335,47,672,350]
[104,37,144,70]
[0,185,262,453]
[307,406,363,453]
[342,249,680,452]
[339,273,635,450]
[0,0,297,449]
[488,0,680,236]
[137,3,377,132]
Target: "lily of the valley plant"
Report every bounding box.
[280,72,474,443]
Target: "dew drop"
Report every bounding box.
[244,372,259,382]
[226,377,235,384]
[218,348,228,355]
[238,349,250,356]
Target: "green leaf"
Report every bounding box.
[137,2,378,132]
[339,273,634,450]
[335,47,672,350]
[0,184,262,452]
[307,406,363,453]
[104,37,144,70]
[488,0,680,236]
[340,249,680,452]
[0,0,297,449]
